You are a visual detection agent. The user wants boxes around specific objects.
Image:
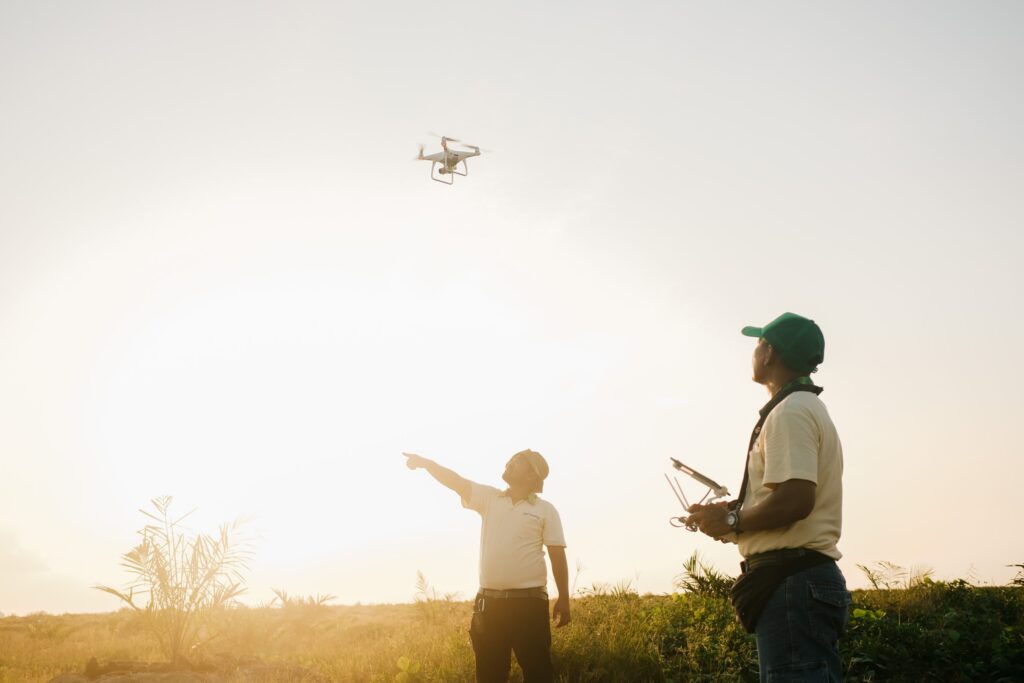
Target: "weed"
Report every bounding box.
[1010,563,1024,588]
[855,560,933,590]
[412,572,460,623]
[675,551,734,599]
[394,655,421,682]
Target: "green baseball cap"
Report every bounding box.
[741,312,825,374]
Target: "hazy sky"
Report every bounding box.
[2,1,1022,615]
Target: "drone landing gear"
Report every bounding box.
[430,160,468,185]
[430,162,452,184]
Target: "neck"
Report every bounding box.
[507,484,534,502]
[765,372,806,398]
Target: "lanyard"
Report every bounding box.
[734,378,823,509]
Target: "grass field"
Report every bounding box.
[2,577,1022,682]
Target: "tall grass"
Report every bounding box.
[1010,563,1024,588]
[2,579,1022,682]
[855,560,934,590]
[4,553,1022,681]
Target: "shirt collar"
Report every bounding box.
[499,489,538,505]
[759,376,823,418]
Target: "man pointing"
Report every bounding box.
[403,449,569,683]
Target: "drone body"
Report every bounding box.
[417,136,481,185]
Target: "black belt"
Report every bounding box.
[741,547,830,573]
[477,587,548,599]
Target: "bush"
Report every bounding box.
[844,579,1024,681]
[94,496,252,665]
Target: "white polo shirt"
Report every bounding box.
[738,391,844,560]
[462,482,566,590]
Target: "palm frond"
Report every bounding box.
[95,496,253,665]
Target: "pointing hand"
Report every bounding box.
[402,452,428,470]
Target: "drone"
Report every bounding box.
[416,135,482,185]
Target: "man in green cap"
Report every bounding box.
[686,313,851,682]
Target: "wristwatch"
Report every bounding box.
[725,509,741,533]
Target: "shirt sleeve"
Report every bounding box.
[461,482,497,514]
[762,400,821,485]
[543,504,566,547]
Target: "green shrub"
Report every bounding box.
[844,580,1024,681]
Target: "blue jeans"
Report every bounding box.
[755,561,851,682]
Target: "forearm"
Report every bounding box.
[547,546,571,626]
[421,459,471,498]
[738,481,815,532]
[548,547,569,598]
[687,479,815,538]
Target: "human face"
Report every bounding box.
[751,338,772,385]
[502,454,539,490]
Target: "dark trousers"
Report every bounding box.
[755,561,851,682]
[469,594,553,683]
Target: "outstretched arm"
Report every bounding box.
[403,452,472,501]
[547,545,571,627]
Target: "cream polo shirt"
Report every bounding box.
[738,391,844,561]
[462,482,566,590]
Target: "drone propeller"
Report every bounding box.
[428,132,462,143]
[428,136,490,153]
